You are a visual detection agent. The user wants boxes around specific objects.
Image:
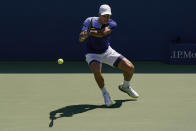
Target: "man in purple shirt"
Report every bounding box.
[79,4,139,107]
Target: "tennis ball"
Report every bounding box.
[57,58,64,64]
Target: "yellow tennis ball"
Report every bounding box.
[58,58,64,64]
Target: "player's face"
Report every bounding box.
[99,14,110,24]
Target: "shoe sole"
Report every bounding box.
[118,86,138,98]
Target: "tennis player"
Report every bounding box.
[79,4,139,107]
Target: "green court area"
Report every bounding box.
[0,61,196,131]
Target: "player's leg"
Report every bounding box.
[118,57,134,82]
[117,58,139,98]
[102,46,139,98]
[89,61,104,89]
[89,61,113,107]
[85,53,113,107]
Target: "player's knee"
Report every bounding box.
[89,62,101,74]
[125,62,134,73]
[92,69,101,75]
[120,59,134,72]
[129,63,135,72]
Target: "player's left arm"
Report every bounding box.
[89,27,111,38]
[89,20,117,38]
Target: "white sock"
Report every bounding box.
[100,87,108,95]
[123,80,130,88]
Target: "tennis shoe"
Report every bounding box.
[103,92,113,107]
[118,84,139,98]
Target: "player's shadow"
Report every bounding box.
[49,99,136,127]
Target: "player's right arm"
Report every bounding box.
[78,18,91,42]
[79,30,88,42]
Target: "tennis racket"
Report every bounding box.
[87,18,93,35]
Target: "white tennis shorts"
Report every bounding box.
[85,46,124,67]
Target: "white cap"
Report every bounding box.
[99,4,112,15]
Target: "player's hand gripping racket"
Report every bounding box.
[79,18,93,42]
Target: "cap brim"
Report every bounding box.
[100,12,112,15]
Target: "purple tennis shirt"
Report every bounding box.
[81,17,117,54]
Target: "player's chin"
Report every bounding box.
[105,20,109,24]
[103,21,107,24]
